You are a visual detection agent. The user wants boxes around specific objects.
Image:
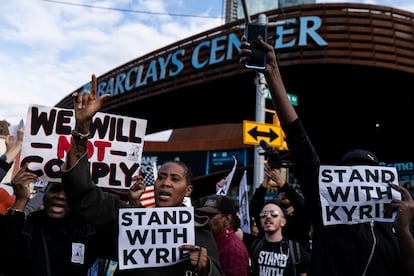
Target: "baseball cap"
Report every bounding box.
[197,194,236,216]
[340,149,379,165]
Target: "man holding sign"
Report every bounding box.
[61,74,223,276]
[239,35,413,276]
[319,161,400,226]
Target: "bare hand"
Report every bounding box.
[11,164,38,209]
[388,183,414,234]
[215,177,226,192]
[4,127,24,163]
[128,172,145,206]
[71,74,110,132]
[239,34,278,72]
[179,244,209,275]
[264,163,285,188]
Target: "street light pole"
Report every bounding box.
[241,0,251,23]
[253,13,268,191]
[240,1,267,191]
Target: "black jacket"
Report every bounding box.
[284,119,402,276]
[0,209,109,276]
[61,153,223,276]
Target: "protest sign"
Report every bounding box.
[319,165,402,225]
[20,104,147,189]
[118,207,195,270]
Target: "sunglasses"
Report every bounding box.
[259,210,280,218]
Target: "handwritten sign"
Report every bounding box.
[319,165,401,226]
[20,104,147,189]
[118,207,195,270]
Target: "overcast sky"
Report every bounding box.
[1,0,413,127]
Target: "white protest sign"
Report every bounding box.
[319,165,401,226]
[20,104,147,189]
[118,207,195,270]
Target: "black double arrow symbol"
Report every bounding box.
[247,126,279,142]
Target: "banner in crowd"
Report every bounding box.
[20,104,147,189]
[118,207,195,270]
[216,155,237,196]
[319,165,401,225]
[239,170,251,233]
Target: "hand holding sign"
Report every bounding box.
[10,163,39,211]
[319,165,400,225]
[387,182,414,233]
[179,244,208,275]
[387,182,414,275]
[128,169,146,206]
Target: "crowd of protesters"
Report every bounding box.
[239,33,414,275]
[0,32,414,276]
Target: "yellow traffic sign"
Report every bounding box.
[243,120,284,147]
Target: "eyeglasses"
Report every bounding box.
[259,210,280,218]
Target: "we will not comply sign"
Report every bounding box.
[319,165,402,226]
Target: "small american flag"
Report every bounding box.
[143,166,156,186]
[141,162,157,208]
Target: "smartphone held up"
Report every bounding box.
[244,22,267,70]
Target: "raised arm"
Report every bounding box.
[0,163,37,275]
[67,74,110,168]
[9,163,38,212]
[239,33,321,223]
[239,35,297,126]
[389,183,414,276]
[61,74,118,226]
[0,127,24,182]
